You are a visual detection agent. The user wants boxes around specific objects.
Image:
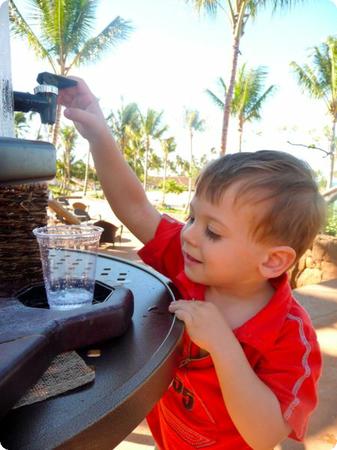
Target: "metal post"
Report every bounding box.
[0,0,15,137]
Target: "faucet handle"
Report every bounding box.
[36,72,78,89]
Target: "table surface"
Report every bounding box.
[0,254,184,450]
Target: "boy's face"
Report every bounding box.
[181,186,271,292]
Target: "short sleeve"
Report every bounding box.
[257,313,322,441]
[138,214,184,281]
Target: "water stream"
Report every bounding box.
[0,0,15,138]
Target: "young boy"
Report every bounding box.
[59,78,325,450]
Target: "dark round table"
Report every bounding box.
[0,254,184,450]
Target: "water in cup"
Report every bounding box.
[33,225,103,310]
[47,287,94,310]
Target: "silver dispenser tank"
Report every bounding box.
[0,137,56,184]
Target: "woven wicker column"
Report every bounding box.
[0,183,49,297]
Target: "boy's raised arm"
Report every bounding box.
[58,77,161,244]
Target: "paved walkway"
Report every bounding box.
[81,197,337,450]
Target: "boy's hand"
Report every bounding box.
[58,77,109,142]
[169,300,229,353]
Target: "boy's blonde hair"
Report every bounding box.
[195,150,326,260]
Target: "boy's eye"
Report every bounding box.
[205,227,221,241]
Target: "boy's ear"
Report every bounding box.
[259,246,297,279]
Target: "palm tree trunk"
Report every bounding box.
[133,148,138,172]
[83,147,90,196]
[52,104,62,146]
[162,154,167,206]
[238,118,243,152]
[328,117,336,187]
[61,159,66,193]
[143,137,150,192]
[221,32,240,156]
[65,149,71,191]
[185,130,193,213]
[220,2,248,156]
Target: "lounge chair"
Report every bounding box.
[93,220,123,246]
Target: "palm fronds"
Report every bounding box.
[73,16,132,66]
[9,0,55,69]
[205,77,226,109]
[184,0,219,15]
[290,36,337,109]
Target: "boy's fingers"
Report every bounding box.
[172,309,192,326]
[57,90,72,106]
[64,107,92,125]
[169,300,203,312]
[169,301,197,325]
[67,75,90,90]
[168,301,187,312]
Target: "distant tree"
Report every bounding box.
[72,159,87,180]
[313,169,328,191]
[139,109,168,191]
[107,102,141,156]
[14,112,29,138]
[175,155,190,177]
[207,65,275,151]
[184,110,205,210]
[291,36,337,187]
[149,153,163,174]
[126,126,145,178]
[9,0,132,145]
[185,0,309,155]
[160,137,177,205]
[107,102,147,179]
[59,125,77,191]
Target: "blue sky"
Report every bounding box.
[9,0,337,178]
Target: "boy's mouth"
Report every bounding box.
[183,250,202,264]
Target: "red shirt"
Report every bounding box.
[138,215,322,450]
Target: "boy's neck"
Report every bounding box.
[205,280,274,330]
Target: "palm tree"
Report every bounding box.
[59,125,77,191]
[185,0,307,155]
[14,112,29,138]
[207,65,275,151]
[160,136,177,206]
[126,126,145,178]
[9,0,132,145]
[184,109,205,210]
[83,147,91,197]
[107,102,141,156]
[139,108,168,191]
[291,36,337,187]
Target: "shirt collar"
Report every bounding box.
[175,270,205,300]
[175,270,293,354]
[234,273,293,352]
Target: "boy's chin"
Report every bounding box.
[184,266,204,284]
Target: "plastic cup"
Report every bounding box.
[33,225,103,310]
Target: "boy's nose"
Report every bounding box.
[182,221,198,247]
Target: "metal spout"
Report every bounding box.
[13,85,58,125]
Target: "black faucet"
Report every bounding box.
[13,72,77,125]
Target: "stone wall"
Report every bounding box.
[290,234,337,288]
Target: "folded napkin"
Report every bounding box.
[14,351,95,409]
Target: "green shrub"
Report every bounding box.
[159,179,186,194]
[158,205,187,221]
[48,184,71,197]
[324,204,337,236]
